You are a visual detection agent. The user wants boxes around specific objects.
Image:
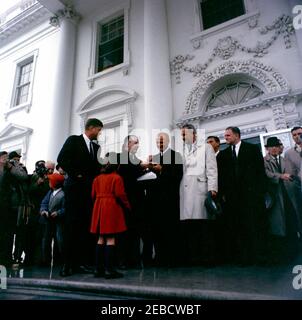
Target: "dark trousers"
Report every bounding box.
[40,220,64,264]
[180,219,217,266]
[63,178,95,268]
[0,226,14,266]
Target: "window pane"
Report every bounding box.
[97,15,124,72]
[14,60,33,106]
[201,0,245,30]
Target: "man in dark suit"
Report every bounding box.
[147,132,183,266]
[57,118,103,276]
[116,135,147,268]
[217,126,267,265]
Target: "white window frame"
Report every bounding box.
[191,0,259,49]
[6,49,38,118]
[87,0,130,89]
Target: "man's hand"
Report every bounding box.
[41,211,49,218]
[280,173,293,181]
[151,164,162,173]
[140,162,149,169]
[50,211,58,218]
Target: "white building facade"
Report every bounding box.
[0,0,301,172]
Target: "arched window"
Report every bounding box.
[206,81,264,111]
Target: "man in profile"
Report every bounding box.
[207,136,220,156]
[57,118,103,276]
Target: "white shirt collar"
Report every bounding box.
[160,147,170,156]
[83,133,91,151]
[233,140,241,156]
[52,188,62,197]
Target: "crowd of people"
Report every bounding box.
[0,118,301,279]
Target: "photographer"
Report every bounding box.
[0,151,28,268]
[22,160,51,266]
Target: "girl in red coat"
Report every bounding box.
[91,152,131,279]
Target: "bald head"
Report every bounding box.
[156,132,170,152]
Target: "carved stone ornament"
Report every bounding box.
[170,15,295,83]
[183,60,289,115]
[49,6,81,27]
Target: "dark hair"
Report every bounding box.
[0,151,8,157]
[85,118,103,130]
[206,136,220,144]
[181,123,197,134]
[101,152,119,173]
[291,126,302,133]
[226,126,241,137]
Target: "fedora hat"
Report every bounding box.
[265,137,282,148]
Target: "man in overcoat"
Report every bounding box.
[217,126,267,265]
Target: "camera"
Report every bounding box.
[35,162,48,178]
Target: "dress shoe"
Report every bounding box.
[75,265,94,274]
[94,268,105,278]
[104,270,123,279]
[60,264,72,277]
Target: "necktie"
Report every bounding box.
[232,144,237,160]
[89,141,94,159]
[160,152,163,165]
[274,156,281,172]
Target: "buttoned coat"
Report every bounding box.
[180,143,218,220]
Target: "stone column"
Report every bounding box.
[47,7,80,160]
[144,0,173,153]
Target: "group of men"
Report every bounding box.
[55,118,302,276]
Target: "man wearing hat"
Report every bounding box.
[8,151,27,173]
[264,136,302,263]
[0,151,27,267]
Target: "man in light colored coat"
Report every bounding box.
[264,137,302,263]
[179,124,218,265]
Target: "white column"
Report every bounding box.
[144,0,173,153]
[47,10,78,161]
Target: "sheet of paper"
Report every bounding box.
[137,171,157,181]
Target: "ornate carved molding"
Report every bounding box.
[171,15,295,84]
[183,60,289,115]
[176,88,302,130]
[0,2,50,44]
[190,11,260,49]
[216,125,267,142]
[49,6,81,27]
[0,123,33,161]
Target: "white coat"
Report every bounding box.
[180,143,218,220]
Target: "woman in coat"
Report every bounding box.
[91,152,131,279]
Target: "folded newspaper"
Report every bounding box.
[137,171,157,181]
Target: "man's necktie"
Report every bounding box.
[89,141,94,159]
[232,144,237,160]
[160,152,163,165]
[274,156,281,172]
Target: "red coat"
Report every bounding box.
[90,172,131,235]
